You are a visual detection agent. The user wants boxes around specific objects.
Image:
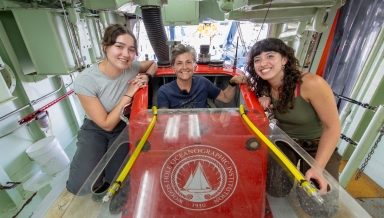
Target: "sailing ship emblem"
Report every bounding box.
[161,145,238,210]
[183,162,212,193]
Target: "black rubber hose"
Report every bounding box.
[141,6,169,63]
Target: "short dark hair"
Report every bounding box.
[101,23,138,56]
[245,38,302,113]
[171,44,197,65]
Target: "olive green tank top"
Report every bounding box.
[271,95,323,140]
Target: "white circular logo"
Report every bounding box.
[160,145,238,210]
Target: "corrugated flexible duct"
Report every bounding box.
[141,6,169,63]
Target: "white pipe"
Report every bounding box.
[295,21,306,35]
[216,0,233,13]
[339,105,384,188]
[312,7,328,33]
[279,21,308,41]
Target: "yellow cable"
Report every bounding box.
[239,105,323,204]
[103,106,158,202]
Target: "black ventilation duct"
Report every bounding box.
[141,6,169,64]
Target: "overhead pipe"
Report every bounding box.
[339,105,384,188]
[141,6,169,63]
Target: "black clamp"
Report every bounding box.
[0,182,21,190]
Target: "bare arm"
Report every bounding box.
[130,61,158,85]
[78,82,141,132]
[301,74,340,193]
[215,76,243,103]
[258,96,272,110]
[230,75,247,84]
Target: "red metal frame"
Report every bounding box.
[18,89,75,125]
[156,64,244,77]
[130,64,261,118]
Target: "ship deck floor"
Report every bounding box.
[338,160,384,218]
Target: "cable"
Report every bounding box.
[27,125,37,141]
[48,113,53,136]
[256,1,272,42]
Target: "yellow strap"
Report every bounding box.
[116,106,157,182]
[239,105,323,204]
[103,106,158,202]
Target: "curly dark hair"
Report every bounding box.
[245,38,302,113]
[101,23,138,56]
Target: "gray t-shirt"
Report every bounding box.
[74,61,140,114]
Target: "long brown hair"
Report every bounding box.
[245,38,302,113]
[101,23,138,56]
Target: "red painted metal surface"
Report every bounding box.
[130,87,149,119]
[123,109,269,218]
[18,89,74,125]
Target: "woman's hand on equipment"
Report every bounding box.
[231,75,247,84]
[258,96,272,110]
[125,80,142,97]
[129,76,147,89]
[305,168,328,195]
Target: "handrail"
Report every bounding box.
[0,76,64,122]
[0,120,32,140]
[103,106,158,202]
[239,104,324,204]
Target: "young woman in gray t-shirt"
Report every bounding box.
[66,23,157,214]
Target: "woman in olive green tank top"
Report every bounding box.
[246,38,341,217]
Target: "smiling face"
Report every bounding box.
[104,33,136,72]
[173,52,195,81]
[253,51,287,82]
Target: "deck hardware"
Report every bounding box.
[135,140,151,152]
[0,182,21,190]
[340,134,358,145]
[355,125,384,180]
[245,138,261,151]
[333,92,378,112]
